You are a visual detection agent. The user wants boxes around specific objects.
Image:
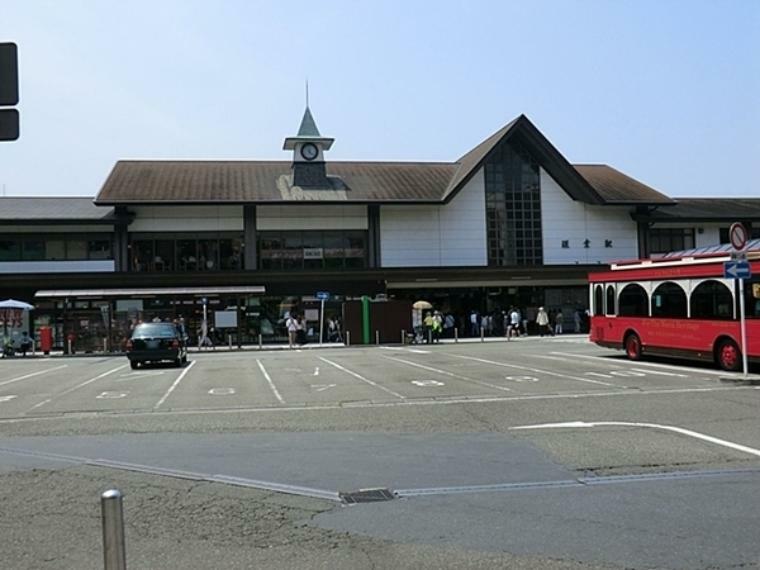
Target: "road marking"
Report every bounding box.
[313,367,320,376]
[506,375,538,383]
[630,368,685,378]
[1,385,755,424]
[118,370,166,380]
[0,365,68,388]
[510,420,760,459]
[411,379,445,387]
[96,391,128,399]
[407,349,431,354]
[609,370,646,377]
[256,359,285,404]
[154,361,197,409]
[382,356,512,393]
[318,356,406,399]
[0,395,18,403]
[586,372,612,379]
[310,384,336,392]
[27,364,128,412]
[449,354,622,388]
[549,352,734,377]
[208,387,235,396]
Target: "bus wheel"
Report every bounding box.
[717,339,741,372]
[624,333,642,361]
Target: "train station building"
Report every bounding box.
[1,110,759,350]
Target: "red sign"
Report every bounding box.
[730,222,748,251]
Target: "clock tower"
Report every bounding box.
[283,106,334,188]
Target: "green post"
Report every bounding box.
[361,295,371,345]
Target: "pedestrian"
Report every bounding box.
[432,312,443,343]
[469,310,480,337]
[444,313,455,338]
[509,307,520,339]
[554,309,564,335]
[423,311,435,343]
[574,309,582,333]
[286,313,299,348]
[536,307,550,337]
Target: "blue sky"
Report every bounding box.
[1,0,757,198]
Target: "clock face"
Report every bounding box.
[300,143,319,161]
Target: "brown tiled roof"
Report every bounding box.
[573,165,674,205]
[0,197,115,221]
[95,160,458,204]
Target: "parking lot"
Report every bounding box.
[0,336,752,420]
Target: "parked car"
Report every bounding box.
[126,323,187,369]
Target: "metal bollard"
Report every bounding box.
[101,489,127,570]
[401,329,405,345]
[454,328,458,343]
[346,330,351,347]
[228,334,232,350]
[375,330,380,345]
[258,333,263,350]
[428,329,432,344]
[104,337,108,353]
[480,326,485,342]
[67,339,72,355]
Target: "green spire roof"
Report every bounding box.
[297,107,321,137]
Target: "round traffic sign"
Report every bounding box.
[729,222,748,251]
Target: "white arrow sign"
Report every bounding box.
[96,391,129,399]
[208,387,236,396]
[310,384,336,392]
[411,379,445,387]
[0,395,17,403]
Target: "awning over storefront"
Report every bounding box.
[34,286,265,299]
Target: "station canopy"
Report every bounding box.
[34,286,265,299]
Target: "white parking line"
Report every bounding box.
[318,356,406,399]
[382,356,512,393]
[549,351,740,377]
[0,365,68,388]
[256,359,285,404]
[27,364,128,412]
[154,361,197,409]
[449,354,623,388]
[510,420,760,459]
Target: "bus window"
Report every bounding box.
[746,280,760,318]
[594,285,603,316]
[605,285,615,315]
[690,280,733,320]
[618,284,648,317]
[651,282,687,318]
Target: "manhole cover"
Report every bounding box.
[339,487,395,504]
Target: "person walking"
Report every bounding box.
[536,306,550,337]
[286,313,299,348]
[423,311,435,343]
[469,310,480,337]
[509,307,520,339]
[554,309,564,335]
[432,312,443,343]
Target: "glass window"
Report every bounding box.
[647,228,696,254]
[485,140,542,266]
[746,279,760,319]
[651,282,687,318]
[66,239,87,260]
[0,239,20,261]
[219,238,242,270]
[23,239,45,261]
[88,239,112,260]
[46,239,66,260]
[257,231,367,270]
[154,240,175,271]
[606,285,616,315]
[594,285,604,316]
[177,240,198,271]
[132,240,154,272]
[690,280,733,320]
[618,283,649,317]
[198,239,219,271]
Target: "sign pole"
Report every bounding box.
[319,298,325,346]
[739,276,749,378]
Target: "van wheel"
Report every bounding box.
[716,339,741,372]
[130,361,139,370]
[624,333,642,361]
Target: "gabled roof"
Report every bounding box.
[0,197,116,223]
[442,114,607,204]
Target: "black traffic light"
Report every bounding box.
[0,42,19,141]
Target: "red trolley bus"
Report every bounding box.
[589,240,760,371]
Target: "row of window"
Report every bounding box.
[130,234,243,272]
[593,279,760,320]
[258,231,367,270]
[0,235,113,262]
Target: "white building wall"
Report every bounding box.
[380,169,487,267]
[257,205,367,230]
[128,206,244,232]
[540,168,639,265]
[0,260,115,273]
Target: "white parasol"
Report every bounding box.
[412,300,433,310]
[0,299,35,310]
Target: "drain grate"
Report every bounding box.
[339,487,396,504]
